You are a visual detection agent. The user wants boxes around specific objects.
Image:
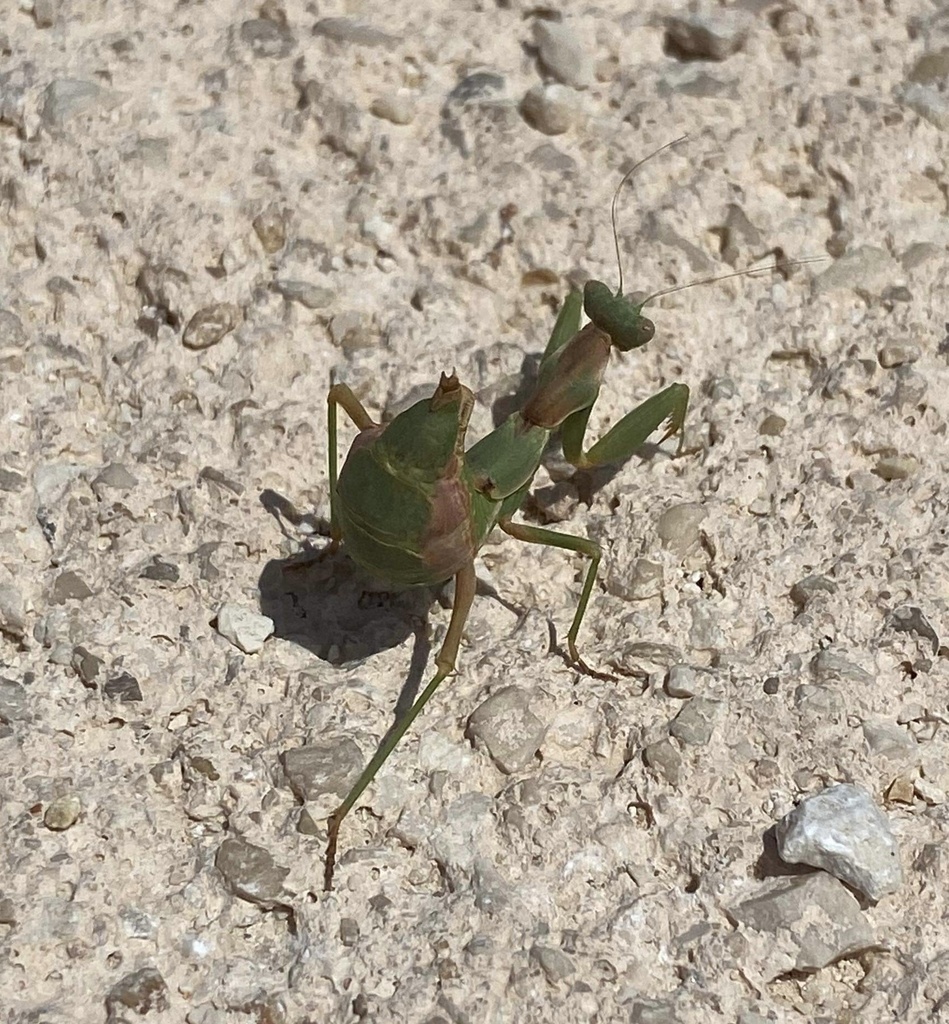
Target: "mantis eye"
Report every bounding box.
[614,316,654,352]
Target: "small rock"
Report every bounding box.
[273,280,334,309]
[50,570,93,604]
[41,78,102,128]
[281,739,363,802]
[215,838,289,907]
[139,558,180,583]
[862,719,915,759]
[313,17,400,48]
[0,581,28,636]
[105,967,169,1018]
[520,83,579,135]
[775,783,902,900]
[467,686,547,773]
[533,20,596,89]
[530,944,575,983]
[252,204,287,253]
[182,303,243,350]
[643,739,682,785]
[656,503,706,557]
[240,17,296,59]
[216,604,274,654]
[872,455,919,481]
[370,94,415,125]
[0,678,29,723]
[0,467,26,492]
[789,574,837,610]
[888,605,939,653]
[914,776,946,806]
[667,697,722,747]
[878,344,920,368]
[664,14,748,61]
[92,463,139,490]
[900,82,949,131]
[729,873,874,981]
[758,413,787,436]
[104,671,143,702]
[813,246,902,296]
[886,774,916,804]
[72,646,103,687]
[44,794,81,830]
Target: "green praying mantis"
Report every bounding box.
[319,140,818,889]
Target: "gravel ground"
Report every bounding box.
[2,1,949,1022]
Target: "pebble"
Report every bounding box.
[252,204,287,253]
[182,303,243,350]
[216,603,274,654]
[44,794,81,830]
[667,697,722,747]
[520,83,579,136]
[215,837,289,908]
[729,872,874,981]
[92,462,139,491]
[813,246,902,295]
[466,686,547,773]
[878,343,920,368]
[313,17,400,48]
[664,14,748,61]
[0,580,28,637]
[370,94,415,125]
[41,78,102,129]
[532,20,595,89]
[105,968,169,1018]
[656,503,706,557]
[775,783,903,900]
[281,739,363,801]
[872,454,919,481]
[273,280,334,309]
[50,571,93,604]
[239,17,296,59]
[104,671,143,702]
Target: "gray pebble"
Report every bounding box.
[643,738,683,785]
[281,738,363,801]
[182,302,243,350]
[0,678,29,723]
[273,279,334,309]
[907,47,949,85]
[92,462,139,491]
[50,571,93,604]
[0,582,28,637]
[313,17,401,48]
[814,246,902,295]
[72,646,103,687]
[667,697,722,747]
[41,79,102,129]
[104,671,143,702]
[44,794,81,830]
[775,783,903,900]
[889,605,939,653]
[216,603,274,654]
[0,468,26,492]
[467,686,546,773]
[240,17,296,60]
[656,503,706,557]
[899,82,949,131]
[215,837,289,907]
[533,20,595,89]
[530,944,575,983]
[789,574,838,610]
[729,872,874,981]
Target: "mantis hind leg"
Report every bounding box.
[561,382,689,469]
[498,518,601,673]
[323,560,477,891]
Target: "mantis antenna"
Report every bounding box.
[611,135,689,297]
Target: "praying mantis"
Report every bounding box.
[319,140,816,889]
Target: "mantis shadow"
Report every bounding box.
[258,489,435,711]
